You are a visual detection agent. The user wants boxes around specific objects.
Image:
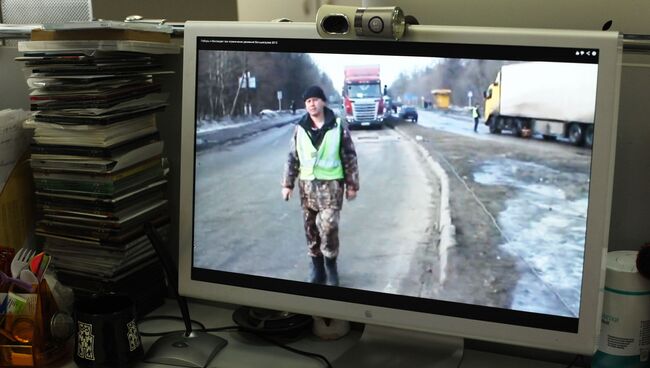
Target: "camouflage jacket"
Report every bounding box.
[281,107,360,192]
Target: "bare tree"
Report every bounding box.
[390,58,507,108]
[196,51,337,120]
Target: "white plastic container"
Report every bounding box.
[593,250,650,368]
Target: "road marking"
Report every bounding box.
[353,130,402,143]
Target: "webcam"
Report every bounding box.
[316,5,406,40]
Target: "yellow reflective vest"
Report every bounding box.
[296,122,344,180]
[472,106,480,119]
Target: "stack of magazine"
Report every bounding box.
[16,23,180,316]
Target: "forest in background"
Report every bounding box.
[389,59,507,108]
[196,52,511,122]
[196,51,337,122]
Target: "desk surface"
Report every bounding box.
[59,299,568,368]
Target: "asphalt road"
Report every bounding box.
[417,109,584,147]
[391,109,592,317]
[193,123,441,297]
[192,108,590,317]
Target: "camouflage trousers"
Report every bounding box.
[299,179,344,259]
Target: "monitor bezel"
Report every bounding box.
[179,21,621,354]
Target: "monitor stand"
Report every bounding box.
[333,324,464,368]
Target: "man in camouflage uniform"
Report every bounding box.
[281,85,360,286]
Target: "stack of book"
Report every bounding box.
[15,22,180,316]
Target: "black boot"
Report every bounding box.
[309,256,326,284]
[324,257,339,286]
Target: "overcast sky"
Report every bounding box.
[309,53,436,93]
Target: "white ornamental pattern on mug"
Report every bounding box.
[77,321,95,360]
[127,319,141,351]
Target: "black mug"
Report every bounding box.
[73,293,144,368]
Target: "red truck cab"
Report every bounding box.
[342,65,384,128]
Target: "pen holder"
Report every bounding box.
[0,279,71,367]
[73,293,143,368]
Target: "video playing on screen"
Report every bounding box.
[191,37,598,325]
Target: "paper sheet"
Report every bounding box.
[0,109,31,193]
[0,109,33,249]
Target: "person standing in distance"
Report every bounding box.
[472,103,481,132]
[281,85,360,286]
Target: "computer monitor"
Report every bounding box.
[179,20,621,365]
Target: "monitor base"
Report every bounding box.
[333,323,464,368]
[144,330,228,368]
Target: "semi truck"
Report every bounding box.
[483,62,598,146]
[342,65,384,128]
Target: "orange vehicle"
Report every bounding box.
[431,89,451,110]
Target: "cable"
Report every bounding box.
[240,329,334,368]
[206,325,334,368]
[137,318,333,368]
[564,354,584,368]
[204,325,333,368]
[137,315,207,337]
[140,314,582,368]
[455,350,465,368]
[202,325,240,333]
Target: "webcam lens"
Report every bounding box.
[368,16,384,33]
[322,15,350,34]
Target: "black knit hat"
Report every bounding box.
[302,85,327,102]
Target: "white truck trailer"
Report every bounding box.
[483,62,598,146]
